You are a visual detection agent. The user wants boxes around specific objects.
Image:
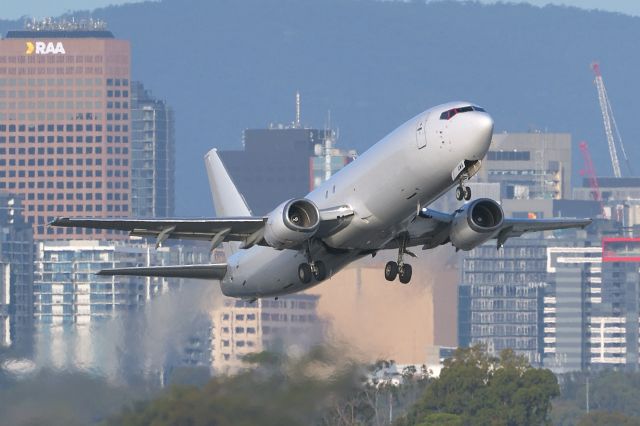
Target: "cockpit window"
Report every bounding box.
[440,105,485,120]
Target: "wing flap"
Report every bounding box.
[96,264,228,280]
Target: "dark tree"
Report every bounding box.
[399,345,559,426]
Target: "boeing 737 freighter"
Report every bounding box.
[51,102,591,300]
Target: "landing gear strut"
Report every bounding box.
[455,174,472,201]
[298,240,327,284]
[384,236,415,284]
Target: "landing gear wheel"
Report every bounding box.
[298,263,312,284]
[399,264,413,284]
[312,261,327,281]
[455,186,464,201]
[464,186,472,201]
[384,261,398,281]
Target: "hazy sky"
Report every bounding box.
[1,0,640,20]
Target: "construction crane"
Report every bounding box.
[592,62,632,177]
[579,141,606,217]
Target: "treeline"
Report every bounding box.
[553,370,640,426]
[105,346,561,426]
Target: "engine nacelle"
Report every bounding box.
[264,198,320,249]
[450,198,504,251]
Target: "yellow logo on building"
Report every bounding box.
[25,41,66,55]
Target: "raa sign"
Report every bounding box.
[25,41,66,55]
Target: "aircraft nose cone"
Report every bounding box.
[467,113,494,160]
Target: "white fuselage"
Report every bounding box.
[221,102,494,298]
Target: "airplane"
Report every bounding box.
[51,101,592,300]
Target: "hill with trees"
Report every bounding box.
[2,0,640,213]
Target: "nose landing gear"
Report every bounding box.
[384,236,415,284]
[455,175,472,201]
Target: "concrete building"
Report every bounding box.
[210,294,323,373]
[0,193,34,353]
[309,252,454,364]
[0,21,131,239]
[130,81,174,218]
[458,238,547,365]
[477,132,572,201]
[574,177,640,203]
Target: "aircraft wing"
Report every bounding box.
[97,263,227,279]
[49,217,267,249]
[50,205,354,249]
[398,208,592,250]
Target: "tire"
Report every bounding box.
[298,263,312,284]
[464,186,472,200]
[455,186,463,201]
[384,261,398,281]
[313,261,327,281]
[399,264,413,284]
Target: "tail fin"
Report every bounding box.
[204,149,252,217]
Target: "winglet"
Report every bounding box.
[204,149,252,217]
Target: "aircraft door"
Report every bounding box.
[416,115,428,149]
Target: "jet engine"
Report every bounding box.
[450,198,504,251]
[264,198,320,249]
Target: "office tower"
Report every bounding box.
[0,20,131,239]
[220,127,335,215]
[0,193,34,353]
[210,294,323,374]
[458,238,547,365]
[130,81,174,218]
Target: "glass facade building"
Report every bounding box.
[130,81,174,218]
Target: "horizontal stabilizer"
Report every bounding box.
[96,264,227,280]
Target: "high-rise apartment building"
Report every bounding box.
[0,22,131,239]
[33,240,211,326]
[130,81,174,218]
[458,238,547,365]
[0,193,34,353]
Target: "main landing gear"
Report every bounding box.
[298,240,327,284]
[455,175,472,201]
[298,261,327,284]
[384,236,415,284]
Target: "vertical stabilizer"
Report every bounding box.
[204,149,252,217]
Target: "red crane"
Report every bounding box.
[579,141,606,217]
